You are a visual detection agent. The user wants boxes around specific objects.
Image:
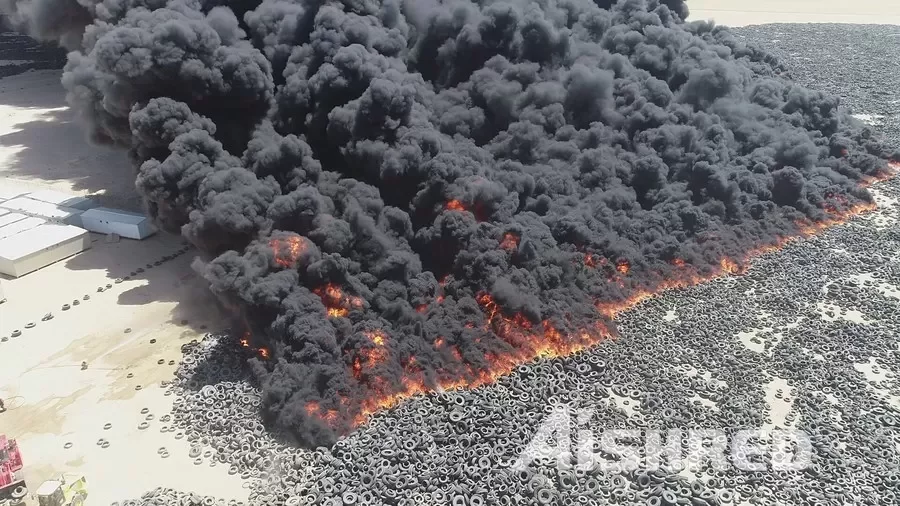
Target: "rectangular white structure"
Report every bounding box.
[0,187,27,201]
[0,216,45,239]
[0,224,92,277]
[26,190,97,211]
[0,212,27,228]
[80,207,156,240]
[0,197,84,227]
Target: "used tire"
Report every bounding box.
[11,485,27,500]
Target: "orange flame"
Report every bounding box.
[720,257,745,276]
[445,200,466,211]
[500,232,520,251]
[366,330,387,346]
[269,235,306,268]
[350,331,390,381]
[304,175,892,432]
[345,289,615,424]
[584,254,608,268]
[304,401,339,425]
[595,198,879,319]
[314,283,363,318]
[328,307,349,318]
[238,332,270,360]
[860,161,899,187]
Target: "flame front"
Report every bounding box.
[267,176,891,437]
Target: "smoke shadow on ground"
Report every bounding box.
[59,232,230,338]
[0,107,139,210]
[0,77,67,109]
[0,70,138,210]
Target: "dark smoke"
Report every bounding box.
[4,0,897,446]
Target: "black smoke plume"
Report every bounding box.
[4,0,897,446]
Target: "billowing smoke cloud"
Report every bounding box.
[4,0,897,446]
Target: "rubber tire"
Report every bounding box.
[11,486,27,500]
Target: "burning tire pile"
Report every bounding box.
[124,20,900,505]
[2,0,900,503]
[130,176,900,506]
[4,0,897,445]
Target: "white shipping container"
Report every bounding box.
[80,207,156,240]
[0,197,84,227]
[0,212,27,228]
[0,216,45,239]
[0,224,92,277]
[26,190,97,211]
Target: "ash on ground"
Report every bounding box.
[122,23,900,506]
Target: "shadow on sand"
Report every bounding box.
[0,99,139,210]
[58,232,231,338]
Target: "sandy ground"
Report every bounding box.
[0,3,896,505]
[0,69,245,502]
[0,221,248,504]
[688,0,900,26]
[0,70,137,211]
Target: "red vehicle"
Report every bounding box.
[0,434,26,500]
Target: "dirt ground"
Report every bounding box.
[0,3,896,505]
[0,218,248,504]
[0,71,246,504]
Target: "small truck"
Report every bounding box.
[0,435,26,503]
[35,474,88,506]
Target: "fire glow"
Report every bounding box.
[269,235,306,268]
[314,284,363,318]
[445,199,466,212]
[263,183,890,437]
[500,232,520,250]
[240,332,270,361]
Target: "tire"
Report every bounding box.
[71,494,85,506]
[10,486,26,500]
